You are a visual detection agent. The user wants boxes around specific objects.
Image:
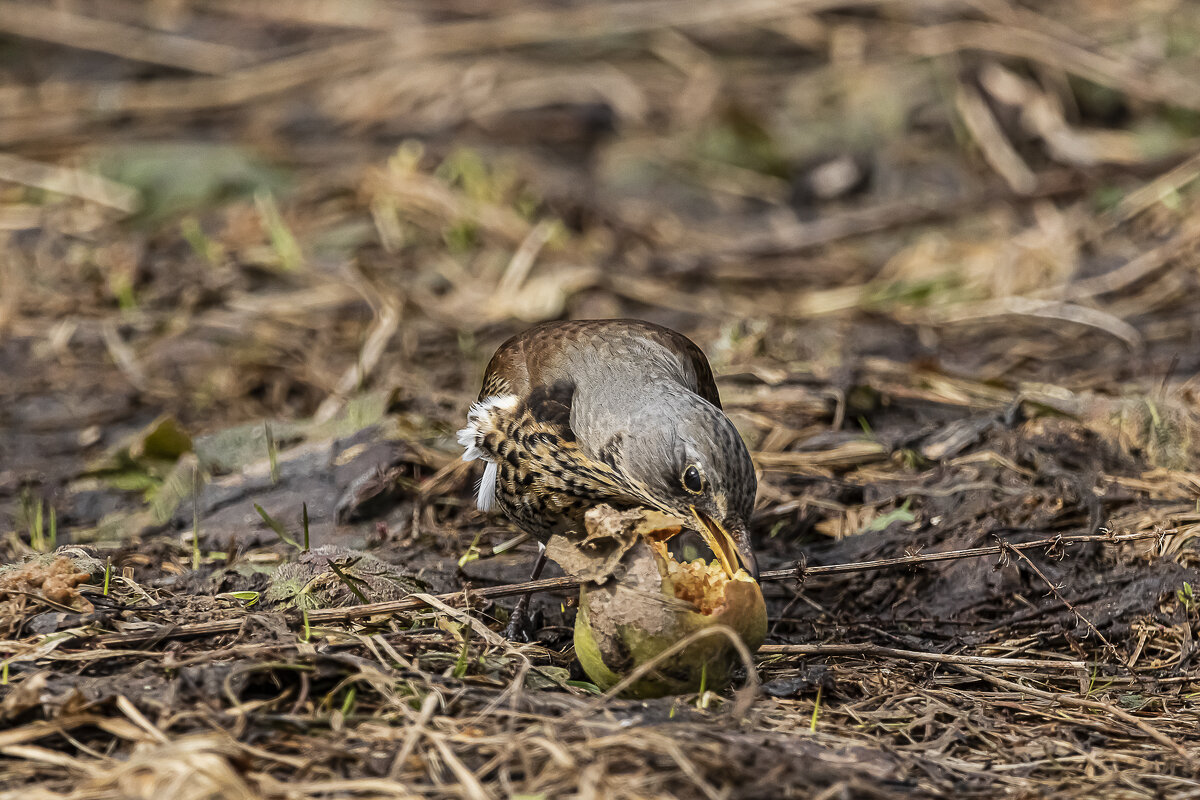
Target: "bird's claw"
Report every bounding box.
[504,595,541,642]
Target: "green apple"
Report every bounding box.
[573,538,766,698]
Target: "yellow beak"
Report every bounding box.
[690,506,757,580]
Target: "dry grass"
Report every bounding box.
[2,0,1200,797]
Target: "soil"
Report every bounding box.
[2,2,1200,797]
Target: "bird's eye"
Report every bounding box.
[682,465,703,494]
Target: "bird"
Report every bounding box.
[458,319,758,637]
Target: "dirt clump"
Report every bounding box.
[0,556,94,612]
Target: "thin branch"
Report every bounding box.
[81,529,1167,647]
[927,297,1143,350]
[758,529,1164,581]
[910,21,1200,112]
[0,0,249,74]
[759,643,1088,671]
[0,152,140,214]
[998,539,1130,672]
[954,77,1036,195]
[954,665,1195,765]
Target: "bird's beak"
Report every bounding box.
[690,506,759,581]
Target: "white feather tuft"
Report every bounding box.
[458,394,519,510]
[457,425,485,462]
[457,394,517,462]
[477,461,499,511]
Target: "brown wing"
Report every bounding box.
[478,319,721,408]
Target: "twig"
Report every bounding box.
[0,0,249,75]
[429,734,493,800]
[753,440,888,471]
[90,576,583,646]
[410,590,578,693]
[910,22,1200,112]
[1037,216,1200,303]
[927,297,1143,350]
[396,0,863,59]
[79,529,1167,647]
[0,153,140,215]
[1103,150,1200,231]
[100,321,150,393]
[0,0,857,129]
[0,37,391,122]
[115,695,169,744]
[495,219,558,298]
[954,665,1194,764]
[954,77,1036,195]
[758,529,1164,581]
[759,643,1087,671]
[389,691,440,779]
[998,540,1129,670]
[700,170,1083,260]
[312,292,401,424]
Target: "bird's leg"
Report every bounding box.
[504,542,548,642]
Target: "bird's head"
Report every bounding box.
[613,392,758,579]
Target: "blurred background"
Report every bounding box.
[1,0,1199,560]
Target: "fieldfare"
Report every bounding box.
[458,319,758,635]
